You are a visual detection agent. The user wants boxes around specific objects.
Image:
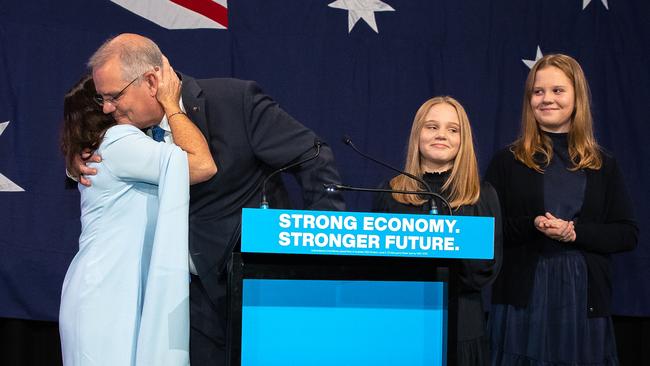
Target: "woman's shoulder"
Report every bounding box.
[100,124,150,147]
[99,124,145,147]
[103,124,143,138]
[97,125,158,159]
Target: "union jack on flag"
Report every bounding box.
[111,0,228,29]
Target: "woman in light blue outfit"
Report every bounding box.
[59,57,216,365]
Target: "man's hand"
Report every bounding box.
[70,149,101,187]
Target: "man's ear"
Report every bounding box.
[143,71,159,96]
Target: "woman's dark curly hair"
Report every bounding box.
[60,75,115,173]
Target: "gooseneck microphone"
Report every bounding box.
[323,184,449,213]
[260,139,322,209]
[341,135,451,215]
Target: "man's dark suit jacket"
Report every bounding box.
[180,74,346,306]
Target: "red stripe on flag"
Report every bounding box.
[170,0,228,28]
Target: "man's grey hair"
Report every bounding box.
[88,36,163,81]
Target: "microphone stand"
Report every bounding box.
[260,139,321,209]
[341,135,450,215]
[324,183,453,216]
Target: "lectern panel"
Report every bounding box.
[241,279,447,366]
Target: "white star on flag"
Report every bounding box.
[0,121,25,192]
[583,0,609,10]
[328,0,395,33]
[522,46,544,69]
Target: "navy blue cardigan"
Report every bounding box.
[485,148,638,317]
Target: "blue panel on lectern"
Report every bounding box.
[241,208,494,259]
[242,279,447,366]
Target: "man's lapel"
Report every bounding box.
[180,73,209,138]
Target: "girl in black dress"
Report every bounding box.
[487,54,638,365]
[373,96,502,366]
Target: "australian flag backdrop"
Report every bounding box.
[0,1,648,321]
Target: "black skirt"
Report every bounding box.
[489,250,618,365]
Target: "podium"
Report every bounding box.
[228,209,494,366]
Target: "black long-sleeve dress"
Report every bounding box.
[372,171,503,366]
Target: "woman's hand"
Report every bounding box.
[69,149,101,187]
[155,55,182,114]
[534,212,576,242]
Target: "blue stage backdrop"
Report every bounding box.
[0,1,648,320]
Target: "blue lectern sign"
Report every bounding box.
[241,208,494,259]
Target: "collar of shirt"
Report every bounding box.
[150,96,186,142]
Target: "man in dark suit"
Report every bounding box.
[75,33,346,365]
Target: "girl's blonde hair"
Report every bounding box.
[391,96,480,208]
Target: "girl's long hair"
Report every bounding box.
[391,96,480,209]
[512,53,602,172]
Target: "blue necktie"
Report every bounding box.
[151,126,165,142]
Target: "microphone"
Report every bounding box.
[324,184,450,210]
[341,135,451,215]
[260,139,322,209]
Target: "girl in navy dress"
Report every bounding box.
[487,54,638,365]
